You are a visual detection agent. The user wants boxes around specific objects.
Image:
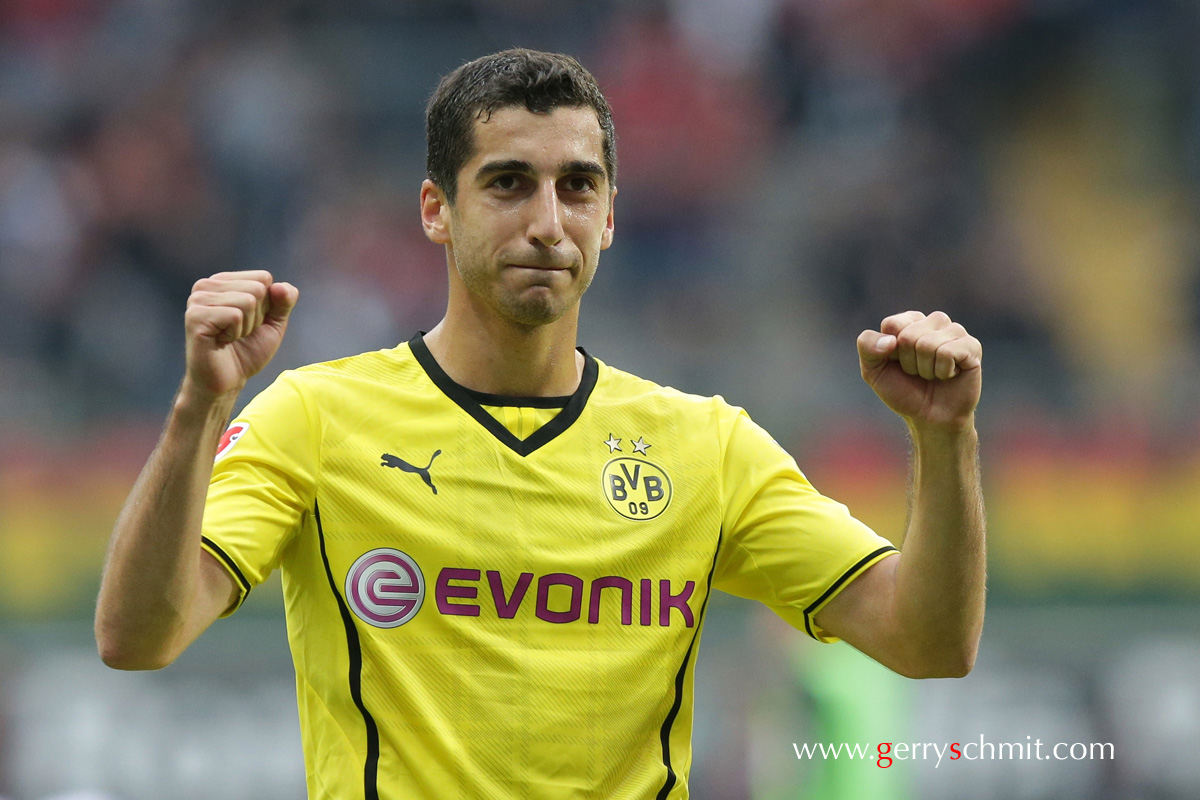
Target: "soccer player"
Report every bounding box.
[95,49,984,799]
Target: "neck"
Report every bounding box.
[422,303,583,398]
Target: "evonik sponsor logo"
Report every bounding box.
[345,549,698,629]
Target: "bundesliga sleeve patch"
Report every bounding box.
[215,421,249,461]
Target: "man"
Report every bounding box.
[95,49,984,799]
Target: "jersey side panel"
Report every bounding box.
[284,509,369,797]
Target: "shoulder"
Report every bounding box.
[239,344,426,424]
[287,343,420,386]
[592,358,745,429]
[266,343,432,404]
[593,358,721,404]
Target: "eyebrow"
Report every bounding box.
[475,159,607,182]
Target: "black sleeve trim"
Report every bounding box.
[201,536,253,603]
[802,545,899,640]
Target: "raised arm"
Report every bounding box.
[95,271,298,670]
[813,310,985,679]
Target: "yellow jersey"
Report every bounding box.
[201,334,897,799]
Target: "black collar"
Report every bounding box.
[408,332,598,456]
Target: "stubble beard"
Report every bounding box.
[454,247,595,328]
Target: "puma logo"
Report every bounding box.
[380,450,442,495]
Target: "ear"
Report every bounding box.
[600,187,616,250]
[421,179,452,244]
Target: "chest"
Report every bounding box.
[307,404,722,634]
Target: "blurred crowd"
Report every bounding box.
[4,5,1200,798]
[2,0,1199,444]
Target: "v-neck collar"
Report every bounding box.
[408,332,598,456]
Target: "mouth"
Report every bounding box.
[507,263,572,272]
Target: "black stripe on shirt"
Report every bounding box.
[315,499,381,800]
[656,532,723,799]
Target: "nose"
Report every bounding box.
[527,181,565,248]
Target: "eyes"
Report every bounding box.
[489,174,522,192]
[562,175,598,194]
[486,173,599,196]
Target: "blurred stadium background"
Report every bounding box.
[2,0,1199,798]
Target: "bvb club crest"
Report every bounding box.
[602,457,672,520]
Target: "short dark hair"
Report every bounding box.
[425,48,617,204]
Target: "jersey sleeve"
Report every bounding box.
[711,404,898,642]
[200,371,320,614]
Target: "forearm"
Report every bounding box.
[893,420,986,676]
[95,387,239,669]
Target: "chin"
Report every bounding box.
[498,290,573,327]
[505,303,565,327]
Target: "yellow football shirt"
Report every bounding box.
[200,334,897,799]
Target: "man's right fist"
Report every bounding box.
[182,271,299,402]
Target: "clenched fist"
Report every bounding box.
[857,311,982,432]
[182,270,299,404]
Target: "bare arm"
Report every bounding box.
[814,311,986,679]
[95,394,242,670]
[95,271,298,670]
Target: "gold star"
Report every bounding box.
[604,434,622,453]
[631,436,651,455]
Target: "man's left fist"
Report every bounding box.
[857,310,982,430]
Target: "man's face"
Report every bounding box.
[428,105,615,327]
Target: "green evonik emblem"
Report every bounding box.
[602,457,672,520]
